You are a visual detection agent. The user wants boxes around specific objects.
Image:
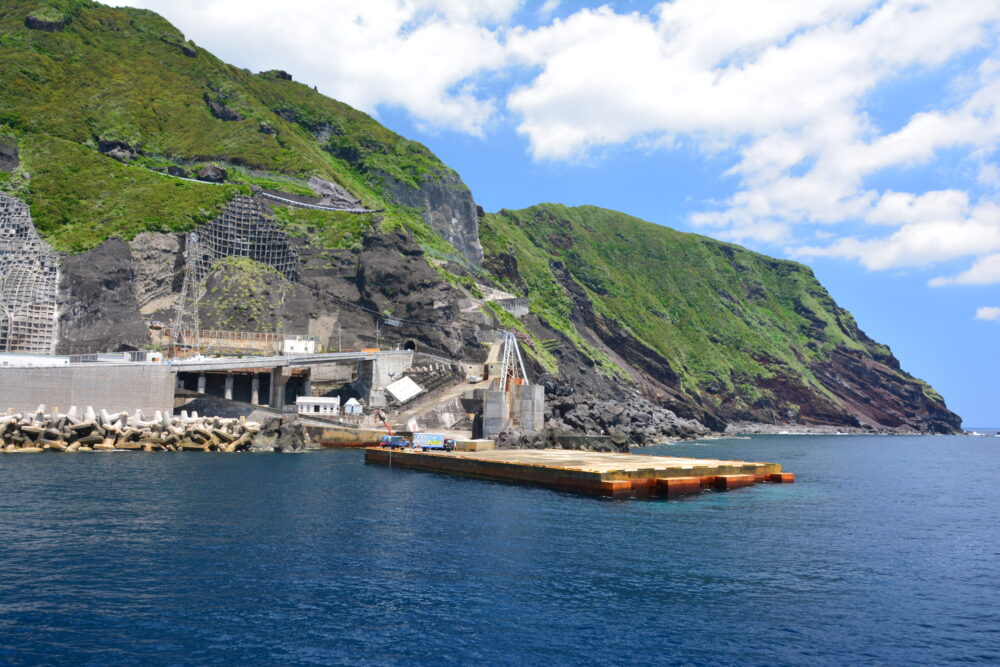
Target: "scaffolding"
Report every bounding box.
[170,194,302,357]
[0,194,58,353]
[192,195,300,282]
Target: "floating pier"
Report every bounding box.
[364,448,794,499]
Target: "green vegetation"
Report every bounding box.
[270,205,373,250]
[481,204,938,412]
[0,0,463,254]
[17,131,235,251]
[201,256,292,332]
[224,169,316,197]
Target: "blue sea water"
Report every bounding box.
[1,434,999,665]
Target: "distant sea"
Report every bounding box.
[1,434,999,665]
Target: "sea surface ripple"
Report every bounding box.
[1,435,999,665]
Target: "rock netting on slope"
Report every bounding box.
[192,195,300,282]
[0,193,59,354]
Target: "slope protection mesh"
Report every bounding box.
[0,193,58,353]
[191,195,300,282]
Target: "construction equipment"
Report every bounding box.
[496,330,529,393]
[374,408,408,449]
[374,408,394,436]
[170,232,204,357]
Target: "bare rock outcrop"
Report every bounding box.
[378,170,483,266]
[128,232,182,315]
[57,238,151,354]
[0,139,18,172]
[197,165,227,182]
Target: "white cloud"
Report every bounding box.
[866,190,971,226]
[539,0,559,16]
[930,253,1000,286]
[502,1,1000,269]
[115,0,519,134]
[793,202,1000,270]
[975,306,1000,320]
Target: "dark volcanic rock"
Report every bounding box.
[540,378,710,446]
[166,165,187,177]
[0,140,17,172]
[810,347,961,433]
[161,37,197,57]
[250,417,310,451]
[352,230,483,359]
[25,13,70,32]
[307,176,362,209]
[98,139,138,163]
[57,238,151,354]
[378,170,483,266]
[197,165,227,182]
[204,94,244,122]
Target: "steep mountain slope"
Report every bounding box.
[481,205,960,433]
[0,0,961,434]
[0,0,481,261]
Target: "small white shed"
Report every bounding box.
[296,395,340,415]
[343,397,363,415]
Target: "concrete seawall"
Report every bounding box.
[0,365,174,414]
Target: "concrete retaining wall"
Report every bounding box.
[0,364,174,414]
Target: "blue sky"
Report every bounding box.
[120,0,1000,425]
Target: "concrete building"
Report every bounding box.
[343,398,363,415]
[282,335,316,355]
[296,395,340,416]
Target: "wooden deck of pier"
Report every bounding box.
[364,448,794,499]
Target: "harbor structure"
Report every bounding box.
[365,447,795,499]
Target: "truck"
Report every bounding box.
[412,432,455,452]
[378,434,410,449]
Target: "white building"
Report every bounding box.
[0,353,70,367]
[343,397,363,415]
[282,335,316,355]
[295,395,340,415]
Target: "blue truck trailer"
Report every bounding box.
[413,433,455,451]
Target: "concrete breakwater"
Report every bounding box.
[0,406,260,452]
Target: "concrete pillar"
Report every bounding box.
[303,375,312,398]
[224,375,234,400]
[197,373,206,394]
[251,375,260,405]
[269,367,289,409]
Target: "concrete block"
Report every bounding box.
[769,472,796,483]
[656,477,702,498]
[713,474,756,490]
[454,439,495,452]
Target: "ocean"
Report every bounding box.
[1,434,998,665]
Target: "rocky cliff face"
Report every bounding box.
[480,204,962,434]
[378,170,483,266]
[57,238,151,354]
